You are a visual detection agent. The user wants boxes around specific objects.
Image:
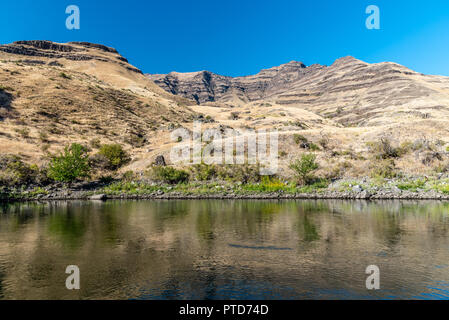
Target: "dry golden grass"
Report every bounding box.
[1,41,449,178]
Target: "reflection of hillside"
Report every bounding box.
[0,200,448,299]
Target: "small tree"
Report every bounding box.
[289,154,319,185]
[48,143,90,183]
[97,144,130,170]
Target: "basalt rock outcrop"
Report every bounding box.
[0,40,142,73]
[148,61,311,104]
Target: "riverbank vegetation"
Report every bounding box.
[2,136,449,200]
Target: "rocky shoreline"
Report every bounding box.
[2,185,449,202]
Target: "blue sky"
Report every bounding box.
[1,0,448,76]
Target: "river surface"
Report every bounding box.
[0,200,449,300]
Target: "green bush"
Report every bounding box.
[59,72,71,79]
[122,170,136,182]
[216,163,262,184]
[97,144,130,170]
[297,178,329,193]
[309,143,320,151]
[0,156,41,186]
[39,131,49,143]
[15,128,30,138]
[150,166,189,184]
[366,138,402,159]
[370,159,397,179]
[396,179,426,192]
[48,143,90,183]
[190,163,217,181]
[293,134,308,145]
[289,154,319,185]
[240,176,296,193]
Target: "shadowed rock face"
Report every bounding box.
[148,57,449,126]
[148,61,311,104]
[0,88,14,121]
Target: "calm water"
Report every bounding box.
[1,200,449,300]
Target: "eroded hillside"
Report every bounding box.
[1,40,449,181]
[148,57,449,178]
[0,40,196,166]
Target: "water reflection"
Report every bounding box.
[0,200,448,299]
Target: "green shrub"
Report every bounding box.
[190,163,217,181]
[15,128,30,138]
[97,144,130,170]
[293,134,308,145]
[370,159,397,179]
[48,143,90,183]
[396,179,426,192]
[240,176,296,193]
[398,141,414,155]
[433,183,449,194]
[216,163,261,184]
[59,72,71,79]
[39,131,49,143]
[0,85,14,91]
[122,170,136,182]
[434,161,449,174]
[0,156,40,186]
[150,166,189,184]
[29,187,48,197]
[327,161,352,180]
[297,178,329,193]
[366,138,401,159]
[289,154,319,185]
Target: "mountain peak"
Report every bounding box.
[332,56,365,66]
[283,60,306,67]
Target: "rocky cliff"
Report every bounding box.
[148,61,311,104]
[0,40,142,73]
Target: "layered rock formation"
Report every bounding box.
[0,40,142,73]
[148,61,311,104]
[148,57,449,127]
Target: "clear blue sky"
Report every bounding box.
[1,0,449,76]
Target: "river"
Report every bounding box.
[0,200,448,300]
